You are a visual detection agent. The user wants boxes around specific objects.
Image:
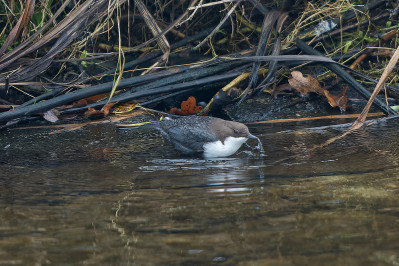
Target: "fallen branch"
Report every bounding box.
[0,65,196,123]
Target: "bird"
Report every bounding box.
[122,116,262,158]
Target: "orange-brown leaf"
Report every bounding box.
[102,102,118,116]
[84,102,118,119]
[72,99,89,107]
[288,71,324,96]
[72,93,109,107]
[84,108,104,119]
[85,93,109,103]
[169,96,202,115]
[323,86,348,111]
[169,108,180,114]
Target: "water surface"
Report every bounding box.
[1,117,399,265]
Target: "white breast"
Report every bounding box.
[203,136,247,158]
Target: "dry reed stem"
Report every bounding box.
[351,46,399,130]
[188,0,235,10]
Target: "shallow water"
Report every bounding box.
[1,117,399,265]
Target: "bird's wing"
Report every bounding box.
[161,124,218,153]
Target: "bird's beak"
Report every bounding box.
[247,134,258,140]
[246,134,265,154]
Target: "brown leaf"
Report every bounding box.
[84,102,118,119]
[271,83,294,98]
[72,99,89,107]
[42,109,60,123]
[102,102,118,116]
[288,71,324,96]
[72,93,109,107]
[323,86,348,112]
[84,107,104,119]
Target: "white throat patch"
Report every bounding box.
[203,136,247,158]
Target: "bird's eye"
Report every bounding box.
[233,129,239,134]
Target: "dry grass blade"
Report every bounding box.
[188,0,235,10]
[135,0,170,74]
[0,0,93,73]
[0,0,128,83]
[6,22,82,82]
[118,0,198,54]
[108,1,125,103]
[351,46,399,130]
[0,0,36,55]
[223,54,339,64]
[0,0,71,69]
[194,0,241,50]
[135,0,170,55]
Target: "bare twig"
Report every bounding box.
[188,0,235,10]
[351,46,399,130]
[193,0,242,50]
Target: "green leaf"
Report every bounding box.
[391,105,399,112]
[343,40,352,54]
[80,50,88,67]
[364,36,378,43]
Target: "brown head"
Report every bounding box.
[209,118,256,143]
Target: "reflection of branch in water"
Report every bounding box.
[270,116,397,166]
[310,129,352,151]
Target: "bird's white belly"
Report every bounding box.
[203,136,247,158]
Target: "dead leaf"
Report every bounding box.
[84,107,104,119]
[285,71,349,112]
[72,93,109,107]
[323,86,349,112]
[288,71,324,96]
[84,102,118,119]
[42,109,60,123]
[271,83,294,98]
[102,102,118,116]
[169,96,203,115]
[72,99,89,107]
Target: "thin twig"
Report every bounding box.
[351,46,399,130]
[188,0,235,10]
[193,0,241,50]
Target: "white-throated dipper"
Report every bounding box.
[123,116,263,158]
